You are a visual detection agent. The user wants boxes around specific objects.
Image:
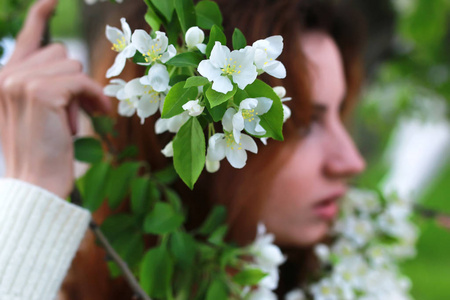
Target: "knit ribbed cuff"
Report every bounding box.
[0,178,90,300]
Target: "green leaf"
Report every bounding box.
[184,76,210,88]
[131,177,150,214]
[244,79,284,141]
[232,28,247,50]
[74,137,103,164]
[117,145,139,161]
[205,24,226,57]
[145,6,162,31]
[173,118,206,189]
[195,0,223,30]
[165,52,204,67]
[144,202,185,234]
[140,245,174,298]
[161,81,198,118]
[205,95,227,122]
[165,188,183,214]
[169,74,190,86]
[154,164,179,184]
[91,116,115,136]
[106,162,141,210]
[100,214,136,238]
[150,0,174,22]
[112,232,144,270]
[206,278,228,300]
[198,205,227,235]
[81,162,111,212]
[174,0,197,33]
[208,224,228,246]
[170,231,197,268]
[205,84,237,108]
[233,268,268,286]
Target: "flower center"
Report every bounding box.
[112,36,127,52]
[221,58,242,76]
[242,109,258,122]
[144,44,163,63]
[321,286,331,295]
[224,131,242,150]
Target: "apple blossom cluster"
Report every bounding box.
[104,18,289,188]
[287,188,419,300]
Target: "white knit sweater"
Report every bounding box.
[0,178,90,300]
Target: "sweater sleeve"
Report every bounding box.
[0,178,91,300]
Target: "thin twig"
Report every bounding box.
[70,188,151,300]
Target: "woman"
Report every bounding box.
[0,0,366,299]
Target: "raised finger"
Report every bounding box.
[9,0,59,63]
[26,74,111,114]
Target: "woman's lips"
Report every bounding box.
[313,193,343,220]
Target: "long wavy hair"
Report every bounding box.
[60,1,365,299]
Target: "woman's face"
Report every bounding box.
[260,32,365,247]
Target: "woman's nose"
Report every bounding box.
[324,125,366,178]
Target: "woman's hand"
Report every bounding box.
[0,0,111,198]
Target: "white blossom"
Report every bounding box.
[161,141,173,157]
[207,109,258,168]
[248,287,277,300]
[124,77,167,124]
[253,36,286,79]
[132,30,176,66]
[205,153,220,173]
[182,99,204,116]
[314,244,330,263]
[155,113,190,134]
[185,26,206,53]
[231,97,272,143]
[285,289,306,300]
[140,63,170,93]
[104,79,138,117]
[198,42,257,93]
[273,86,291,123]
[105,18,136,78]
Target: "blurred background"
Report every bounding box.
[1,0,449,298]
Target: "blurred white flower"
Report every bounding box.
[198,42,257,93]
[285,289,306,300]
[105,18,136,78]
[132,30,176,65]
[161,141,173,157]
[205,153,220,173]
[253,36,286,79]
[185,26,206,53]
[310,278,339,300]
[248,287,277,300]
[314,244,330,263]
[182,99,204,116]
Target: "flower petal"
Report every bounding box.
[273,86,286,99]
[160,44,177,63]
[131,29,152,54]
[263,60,286,79]
[196,43,207,54]
[118,100,136,117]
[255,97,273,115]
[209,42,230,68]
[185,26,205,49]
[244,116,266,136]
[198,60,221,82]
[240,98,258,110]
[222,108,236,132]
[282,104,291,122]
[147,64,170,92]
[212,75,233,94]
[226,148,247,169]
[125,78,146,97]
[120,18,132,42]
[232,65,257,90]
[208,134,226,161]
[155,118,169,134]
[104,79,126,96]
[105,25,123,45]
[137,95,160,122]
[161,141,174,157]
[265,35,283,59]
[106,51,127,78]
[240,134,258,153]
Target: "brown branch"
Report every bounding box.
[70,187,151,300]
